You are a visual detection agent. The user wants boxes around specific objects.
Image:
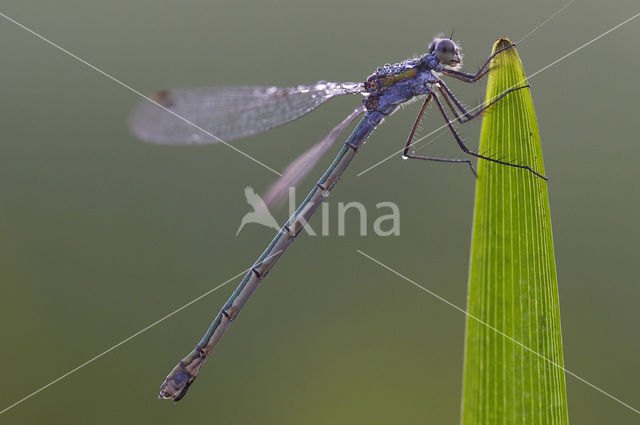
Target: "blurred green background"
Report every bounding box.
[1,0,638,423]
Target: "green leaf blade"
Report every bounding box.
[461,38,569,425]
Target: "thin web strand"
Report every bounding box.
[0,250,283,415]
[356,249,640,416]
[0,11,282,177]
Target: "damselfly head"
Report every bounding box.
[429,38,462,68]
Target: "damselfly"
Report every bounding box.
[130,37,544,402]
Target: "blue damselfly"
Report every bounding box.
[130,37,543,402]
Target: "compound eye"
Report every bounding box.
[437,39,455,54]
[435,39,457,64]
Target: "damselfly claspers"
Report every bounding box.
[130,37,544,402]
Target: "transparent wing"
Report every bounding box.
[262,105,365,207]
[130,81,364,145]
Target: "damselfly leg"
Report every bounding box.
[431,91,547,180]
[436,80,528,124]
[403,45,547,180]
[441,42,516,82]
[403,84,535,178]
[402,95,478,177]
